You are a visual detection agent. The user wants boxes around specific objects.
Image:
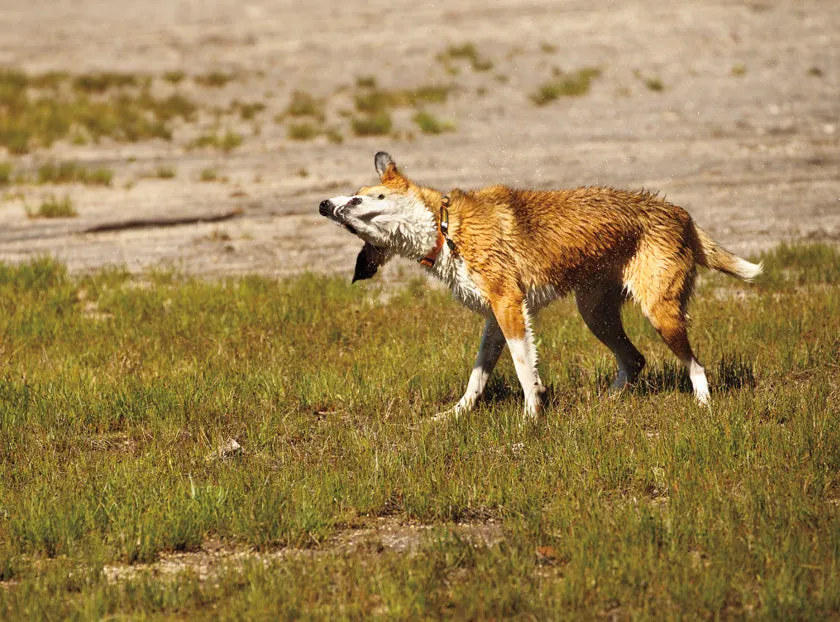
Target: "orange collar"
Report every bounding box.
[418,196,452,268]
[418,229,445,268]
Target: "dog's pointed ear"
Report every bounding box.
[374,151,399,183]
[352,242,389,283]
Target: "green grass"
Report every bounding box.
[36,161,113,186]
[154,166,176,179]
[354,89,398,114]
[354,85,450,114]
[325,127,344,144]
[194,71,234,88]
[199,168,219,182]
[413,111,455,135]
[530,67,602,105]
[356,75,377,89]
[0,244,839,618]
[162,70,186,85]
[26,194,77,218]
[352,113,393,136]
[0,161,112,186]
[285,90,323,119]
[644,76,665,92]
[229,99,266,121]
[438,43,494,71]
[72,72,143,93]
[0,69,197,154]
[22,70,69,90]
[287,122,320,141]
[189,130,243,152]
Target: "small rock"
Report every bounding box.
[208,437,242,461]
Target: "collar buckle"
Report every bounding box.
[418,195,455,268]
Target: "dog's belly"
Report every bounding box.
[526,285,561,311]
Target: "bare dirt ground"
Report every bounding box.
[102,517,505,583]
[0,0,838,279]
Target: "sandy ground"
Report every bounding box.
[102,517,505,583]
[0,0,838,279]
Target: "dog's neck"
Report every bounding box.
[384,190,484,309]
[383,193,440,262]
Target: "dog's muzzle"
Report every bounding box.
[319,196,361,220]
[319,199,335,217]
[319,197,362,235]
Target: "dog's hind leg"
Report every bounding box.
[491,294,546,418]
[575,282,646,391]
[645,298,710,405]
[455,315,507,415]
[629,254,710,405]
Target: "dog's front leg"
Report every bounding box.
[492,295,546,418]
[455,315,506,415]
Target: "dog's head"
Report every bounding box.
[319,152,438,282]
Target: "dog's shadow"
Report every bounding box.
[478,354,756,406]
[479,380,527,407]
[599,354,757,398]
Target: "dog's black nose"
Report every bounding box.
[319,199,333,216]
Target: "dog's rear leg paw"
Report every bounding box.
[431,407,457,422]
[695,390,711,408]
[609,376,628,393]
[432,400,470,422]
[608,362,644,395]
[433,393,480,421]
[608,375,634,396]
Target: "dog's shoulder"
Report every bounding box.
[449,185,515,220]
[452,185,579,235]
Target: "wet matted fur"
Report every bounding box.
[319,152,763,418]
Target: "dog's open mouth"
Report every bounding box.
[330,205,359,235]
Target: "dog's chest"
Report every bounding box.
[433,250,488,312]
[431,251,562,314]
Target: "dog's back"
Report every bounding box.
[448,185,759,311]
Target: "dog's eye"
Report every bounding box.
[378,194,385,200]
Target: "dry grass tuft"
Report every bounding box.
[530,67,602,105]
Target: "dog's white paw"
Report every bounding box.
[431,406,459,422]
[695,390,711,408]
[522,384,547,419]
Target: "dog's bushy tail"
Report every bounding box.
[693,224,764,282]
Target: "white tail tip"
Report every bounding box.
[734,258,764,282]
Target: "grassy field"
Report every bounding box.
[0,243,838,618]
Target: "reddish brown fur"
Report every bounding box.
[371,165,748,368]
[348,158,760,410]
